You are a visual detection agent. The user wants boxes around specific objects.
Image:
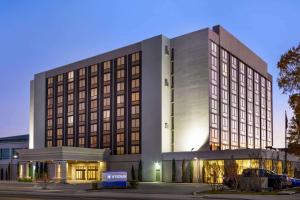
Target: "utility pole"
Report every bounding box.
[284,111,288,174]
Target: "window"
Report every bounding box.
[103,61,111,70]
[132,79,140,89]
[132,52,140,62]
[57,117,63,125]
[211,56,217,70]
[67,138,73,146]
[68,82,74,91]
[57,107,63,114]
[0,149,10,160]
[47,130,53,137]
[222,63,228,76]
[132,65,140,75]
[211,85,218,98]
[117,121,124,129]
[48,77,53,85]
[117,147,124,155]
[117,95,124,104]
[104,73,111,81]
[117,82,124,91]
[57,85,63,93]
[79,79,85,88]
[91,76,98,85]
[103,110,110,120]
[211,70,217,83]
[131,105,140,115]
[131,92,140,102]
[68,105,73,114]
[57,96,63,104]
[91,112,97,121]
[131,146,140,154]
[79,102,85,111]
[211,114,218,126]
[79,91,85,99]
[68,71,74,82]
[117,70,125,78]
[57,128,63,136]
[79,137,85,147]
[131,132,140,141]
[117,57,125,66]
[210,128,218,140]
[91,88,98,99]
[221,49,228,60]
[117,108,124,117]
[79,114,85,122]
[117,134,124,143]
[79,126,85,134]
[104,85,110,94]
[103,122,110,131]
[67,127,73,135]
[91,64,98,73]
[211,99,217,113]
[79,68,86,76]
[90,136,97,147]
[57,74,63,82]
[211,42,217,54]
[103,98,110,106]
[68,116,73,124]
[68,93,74,101]
[47,119,52,127]
[91,124,97,132]
[91,100,97,109]
[132,119,140,128]
[47,88,53,95]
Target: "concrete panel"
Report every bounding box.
[171,29,210,152]
[33,73,46,149]
[141,35,163,181]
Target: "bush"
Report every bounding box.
[91,182,98,190]
[18,177,32,182]
[129,180,139,189]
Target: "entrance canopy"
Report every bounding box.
[18,146,106,162]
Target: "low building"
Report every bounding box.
[18,25,299,183]
[0,134,29,180]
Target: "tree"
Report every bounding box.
[138,160,142,181]
[181,160,186,183]
[189,160,194,183]
[131,165,136,181]
[172,158,176,182]
[277,43,300,153]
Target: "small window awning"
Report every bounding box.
[17,146,107,162]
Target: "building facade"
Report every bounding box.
[0,134,28,180]
[19,25,292,184]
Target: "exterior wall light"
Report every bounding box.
[154,162,160,170]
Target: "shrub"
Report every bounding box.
[18,177,32,182]
[129,180,139,188]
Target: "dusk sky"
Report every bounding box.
[0,0,299,148]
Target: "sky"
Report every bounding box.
[0,0,299,148]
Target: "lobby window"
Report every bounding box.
[91,64,98,73]
[132,79,140,89]
[131,52,140,62]
[117,70,125,79]
[117,57,125,66]
[131,92,140,102]
[68,71,74,82]
[132,65,140,75]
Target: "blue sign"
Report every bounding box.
[102,171,127,188]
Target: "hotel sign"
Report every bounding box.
[102,171,127,188]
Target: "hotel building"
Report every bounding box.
[18,25,299,183]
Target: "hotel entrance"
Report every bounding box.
[67,161,106,182]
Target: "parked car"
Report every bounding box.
[241,168,288,189]
[290,177,300,187]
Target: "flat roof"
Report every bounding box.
[0,134,29,143]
